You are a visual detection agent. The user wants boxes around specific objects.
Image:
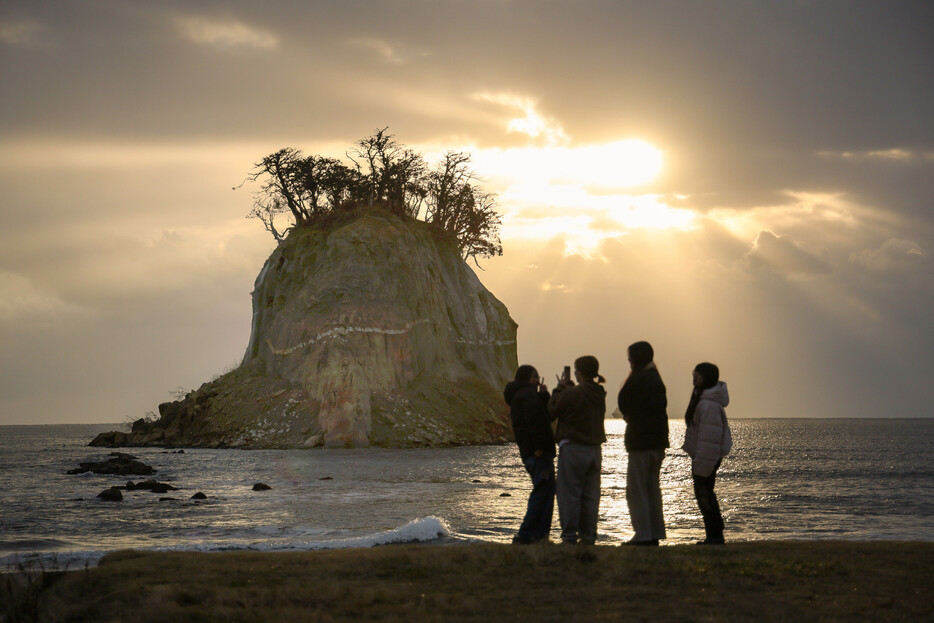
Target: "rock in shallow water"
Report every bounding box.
[125,480,178,493]
[97,487,123,501]
[68,453,156,476]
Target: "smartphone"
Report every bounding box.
[562,365,571,380]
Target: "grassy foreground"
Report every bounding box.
[3,541,931,622]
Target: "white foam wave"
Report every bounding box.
[210,516,451,552]
[1,517,452,572]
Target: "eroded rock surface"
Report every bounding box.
[91,214,517,449]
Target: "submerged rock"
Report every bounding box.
[126,480,177,493]
[91,214,517,449]
[89,431,129,448]
[68,453,156,476]
[252,483,272,491]
[97,487,123,501]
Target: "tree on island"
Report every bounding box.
[243,129,503,262]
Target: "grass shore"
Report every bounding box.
[3,541,931,622]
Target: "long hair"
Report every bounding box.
[685,362,719,425]
[514,365,538,384]
[574,355,606,384]
[624,341,655,385]
[628,341,654,369]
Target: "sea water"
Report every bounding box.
[1,419,932,570]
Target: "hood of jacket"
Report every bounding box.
[700,381,729,408]
[577,380,608,404]
[549,380,607,446]
[503,380,526,404]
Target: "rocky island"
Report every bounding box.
[92,132,518,449]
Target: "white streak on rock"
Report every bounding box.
[267,318,516,356]
[267,319,432,356]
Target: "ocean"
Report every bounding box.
[2,419,932,571]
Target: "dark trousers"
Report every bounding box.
[517,454,555,542]
[692,459,724,541]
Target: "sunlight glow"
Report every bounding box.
[709,191,857,239]
[469,140,663,189]
[472,92,568,145]
[440,138,687,254]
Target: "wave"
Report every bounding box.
[1,517,452,573]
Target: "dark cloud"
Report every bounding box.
[2,0,933,423]
[850,238,928,274]
[745,230,832,276]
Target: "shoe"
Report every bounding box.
[512,535,533,545]
[696,538,725,545]
[624,539,659,547]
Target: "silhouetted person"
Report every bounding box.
[618,341,669,546]
[504,365,556,544]
[682,362,733,545]
[548,356,607,545]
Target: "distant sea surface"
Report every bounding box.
[2,419,932,570]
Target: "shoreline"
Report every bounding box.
[3,416,934,429]
[4,540,932,622]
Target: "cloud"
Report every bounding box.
[817,148,934,163]
[850,239,926,273]
[1,227,268,313]
[0,270,77,322]
[745,230,831,276]
[346,37,424,64]
[176,17,278,50]
[0,19,48,46]
[472,93,568,145]
[1,0,933,424]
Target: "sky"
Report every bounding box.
[1,0,932,425]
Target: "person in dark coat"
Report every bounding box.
[548,356,607,545]
[504,365,556,544]
[618,341,669,546]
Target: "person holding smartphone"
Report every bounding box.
[548,356,607,545]
[503,365,556,544]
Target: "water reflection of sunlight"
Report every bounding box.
[448,420,707,544]
[599,420,699,541]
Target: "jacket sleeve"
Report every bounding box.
[548,385,571,420]
[523,389,552,453]
[509,391,530,450]
[691,401,726,477]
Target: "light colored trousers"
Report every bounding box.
[556,442,602,544]
[626,448,667,541]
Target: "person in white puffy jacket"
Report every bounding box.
[681,362,732,545]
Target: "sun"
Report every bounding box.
[447,137,689,254]
[467,139,663,190]
[570,139,664,188]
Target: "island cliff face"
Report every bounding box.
[92,214,518,448]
